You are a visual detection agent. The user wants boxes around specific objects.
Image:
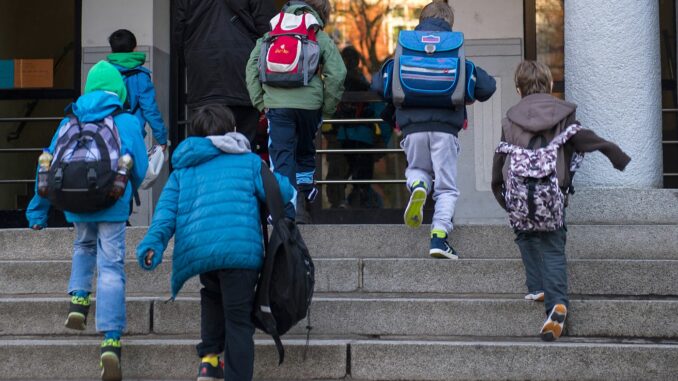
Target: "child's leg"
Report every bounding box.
[401,132,433,228]
[267,108,299,219]
[295,109,322,200]
[428,132,461,236]
[196,271,226,358]
[68,222,97,295]
[539,227,568,312]
[514,231,545,296]
[94,222,127,334]
[219,269,259,380]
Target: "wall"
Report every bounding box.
[451,0,523,40]
[82,0,154,47]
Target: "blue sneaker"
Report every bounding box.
[429,230,459,259]
[404,181,428,228]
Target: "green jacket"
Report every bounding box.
[246,4,346,119]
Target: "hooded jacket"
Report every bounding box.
[393,18,497,137]
[174,0,276,108]
[246,3,347,119]
[136,133,295,297]
[491,93,631,210]
[108,52,168,145]
[26,61,148,226]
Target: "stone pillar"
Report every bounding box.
[565,0,663,188]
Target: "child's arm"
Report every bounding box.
[474,66,497,102]
[246,37,266,112]
[318,31,347,119]
[491,129,508,210]
[122,115,149,192]
[136,171,180,270]
[137,74,168,146]
[569,129,631,171]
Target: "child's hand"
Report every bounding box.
[31,224,44,231]
[145,251,154,267]
[139,249,161,271]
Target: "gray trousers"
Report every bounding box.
[514,226,569,313]
[401,132,460,234]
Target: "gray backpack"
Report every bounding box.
[495,124,582,232]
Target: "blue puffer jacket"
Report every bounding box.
[26,91,148,226]
[136,133,294,297]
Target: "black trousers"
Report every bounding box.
[196,269,259,381]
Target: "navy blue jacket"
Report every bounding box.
[394,18,497,137]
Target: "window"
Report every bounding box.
[524,0,564,95]
[660,0,677,187]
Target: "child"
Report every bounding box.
[26,61,148,381]
[108,29,168,150]
[246,0,346,222]
[396,1,496,258]
[136,105,294,380]
[491,61,631,341]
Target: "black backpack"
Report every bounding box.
[254,164,315,365]
[47,115,122,213]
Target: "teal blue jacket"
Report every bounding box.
[26,91,148,227]
[136,134,294,297]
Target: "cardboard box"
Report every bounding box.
[0,60,13,89]
[14,59,53,88]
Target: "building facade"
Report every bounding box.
[0,0,675,226]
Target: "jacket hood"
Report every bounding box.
[286,3,324,27]
[172,133,251,169]
[84,60,127,104]
[107,52,147,69]
[416,18,452,32]
[506,93,577,132]
[71,91,124,123]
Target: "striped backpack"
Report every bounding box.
[495,124,582,232]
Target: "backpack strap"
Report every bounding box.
[450,43,466,106]
[120,69,145,114]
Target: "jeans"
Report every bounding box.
[197,269,259,381]
[68,222,127,333]
[266,108,322,219]
[514,226,568,313]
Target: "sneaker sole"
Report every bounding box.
[404,188,427,228]
[100,352,122,381]
[541,304,567,342]
[525,293,545,302]
[429,249,459,260]
[64,312,86,331]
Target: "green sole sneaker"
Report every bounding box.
[64,312,86,331]
[101,352,122,381]
[404,187,427,228]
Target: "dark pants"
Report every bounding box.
[514,226,568,313]
[197,269,259,381]
[266,108,322,219]
[229,105,260,145]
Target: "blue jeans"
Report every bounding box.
[514,226,568,313]
[266,108,322,219]
[68,222,127,333]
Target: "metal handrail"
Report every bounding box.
[0,180,35,184]
[318,179,406,185]
[318,148,403,154]
[0,117,63,123]
[0,148,43,153]
[662,109,678,113]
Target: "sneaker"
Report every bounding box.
[524,291,545,302]
[404,181,427,228]
[540,304,567,342]
[429,230,459,259]
[197,356,224,381]
[100,338,122,381]
[298,184,319,203]
[64,294,91,331]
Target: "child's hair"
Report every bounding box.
[514,61,553,97]
[420,0,454,27]
[304,0,331,25]
[188,104,236,137]
[108,29,137,53]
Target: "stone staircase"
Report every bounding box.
[1,210,678,379]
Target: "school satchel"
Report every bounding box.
[258,1,321,88]
[254,163,315,365]
[374,31,478,108]
[47,115,123,213]
[495,124,582,232]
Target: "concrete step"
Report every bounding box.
[2,258,676,296]
[3,224,678,261]
[0,336,676,380]
[3,295,675,339]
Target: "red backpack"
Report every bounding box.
[258,7,321,88]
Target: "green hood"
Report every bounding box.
[286,3,324,27]
[84,60,127,104]
[107,52,147,69]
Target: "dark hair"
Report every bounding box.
[188,104,236,137]
[304,0,331,24]
[108,29,137,53]
[341,46,361,70]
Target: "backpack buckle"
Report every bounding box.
[54,167,63,188]
[87,167,97,188]
[424,44,437,54]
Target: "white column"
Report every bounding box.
[565,0,663,188]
